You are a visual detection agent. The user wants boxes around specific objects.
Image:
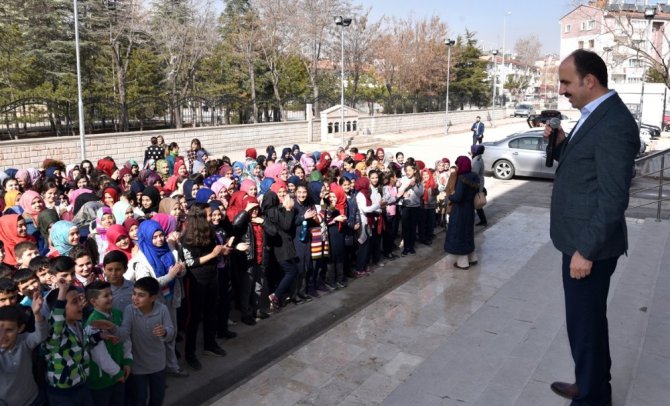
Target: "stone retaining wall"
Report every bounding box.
[0,108,506,168]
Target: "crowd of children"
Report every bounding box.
[0,136,483,405]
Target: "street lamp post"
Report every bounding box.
[491,50,498,120]
[74,0,86,160]
[335,16,352,147]
[445,38,455,135]
[501,11,511,110]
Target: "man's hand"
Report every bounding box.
[570,251,593,279]
[543,123,567,146]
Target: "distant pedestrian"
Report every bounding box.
[471,116,485,146]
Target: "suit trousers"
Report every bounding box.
[561,253,618,406]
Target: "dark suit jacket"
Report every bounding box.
[550,93,640,261]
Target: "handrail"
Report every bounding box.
[631,147,670,221]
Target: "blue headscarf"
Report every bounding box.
[51,220,77,256]
[260,177,275,196]
[308,181,324,205]
[137,220,175,293]
[287,175,300,186]
[204,174,221,188]
[195,188,214,204]
[232,161,244,174]
[182,180,196,202]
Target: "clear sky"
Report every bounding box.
[356,0,577,54]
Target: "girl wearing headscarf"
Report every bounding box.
[0,214,35,266]
[97,158,116,177]
[18,191,46,254]
[105,224,135,260]
[471,144,487,227]
[242,160,261,190]
[126,219,185,375]
[140,186,161,215]
[14,169,31,190]
[325,183,349,288]
[158,197,182,219]
[418,168,439,245]
[4,190,21,211]
[262,188,299,310]
[263,163,284,183]
[299,155,315,176]
[48,220,78,258]
[102,187,119,208]
[89,206,115,264]
[281,147,293,165]
[292,144,303,161]
[195,188,215,204]
[156,159,170,182]
[180,205,230,369]
[316,152,332,175]
[112,200,133,225]
[291,182,318,300]
[211,178,232,207]
[123,218,140,246]
[355,172,384,274]
[444,156,480,269]
[38,209,60,254]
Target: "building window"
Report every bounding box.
[589,39,594,48]
[629,58,644,68]
[578,40,584,49]
[564,24,571,33]
[587,20,595,30]
[328,122,333,134]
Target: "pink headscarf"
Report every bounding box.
[152,213,177,235]
[239,179,255,195]
[19,191,44,226]
[212,177,233,197]
[264,163,283,182]
[300,155,315,175]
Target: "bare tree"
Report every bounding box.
[514,34,542,67]
[103,1,149,132]
[150,0,217,128]
[343,8,382,108]
[253,0,293,121]
[285,0,351,113]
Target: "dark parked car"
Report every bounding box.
[527,110,568,128]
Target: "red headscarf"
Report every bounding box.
[455,156,472,175]
[316,152,332,175]
[123,218,139,237]
[97,158,116,177]
[18,191,44,226]
[227,190,253,222]
[329,182,347,216]
[354,177,372,205]
[0,214,36,266]
[106,224,134,260]
[245,148,257,159]
[103,187,119,206]
[270,180,287,195]
[422,169,436,203]
[118,167,132,190]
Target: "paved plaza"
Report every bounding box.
[152,118,670,405]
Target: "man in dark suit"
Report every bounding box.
[471,116,484,145]
[545,49,640,405]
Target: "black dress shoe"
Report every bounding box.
[217,330,237,339]
[241,315,257,326]
[476,221,488,227]
[550,382,579,400]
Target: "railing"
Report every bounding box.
[630,147,670,221]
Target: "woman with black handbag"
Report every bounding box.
[471,144,487,226]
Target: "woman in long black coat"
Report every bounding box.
[444,155,480,269]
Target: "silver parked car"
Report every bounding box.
[483,130,556,180]
[513,103,535,118]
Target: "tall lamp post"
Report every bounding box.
[501,11,511,109]
[445,38,455,135]
[335,16,352,147]
[491,50,498,121]
[74,0,86,160]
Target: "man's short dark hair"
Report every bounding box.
[151,136,158,145]
[0,278,18,294]
[46,285,79,310]
[85,280,111,302]
[70,246,92,261]
[49,256,76,275]
[0,305,27,326]
[0,264,13,279]
[103,250,129,269]
[569,49,608,88]
[14,241,38,260]
[13,268,37,285]
[134,277,159,296]
[29,256,50,273]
